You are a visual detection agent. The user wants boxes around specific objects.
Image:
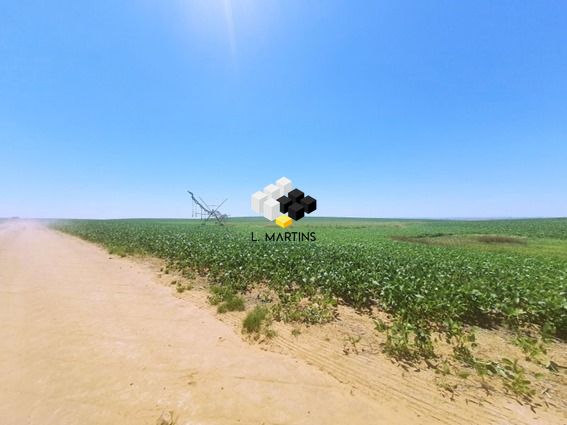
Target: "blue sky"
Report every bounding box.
[1,1,566,218]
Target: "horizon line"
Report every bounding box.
[3,216,566,222]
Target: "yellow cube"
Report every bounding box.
[275,215,292,229]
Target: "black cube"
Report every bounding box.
[288,188,304,203]
[277,195,293,214]
[288,202,305,221]
[301,196,317,214]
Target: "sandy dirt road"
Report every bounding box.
[0,221,422,425]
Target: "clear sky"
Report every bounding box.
[1,1,566,219]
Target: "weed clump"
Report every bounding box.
[208,285,246,314]
[272,293,337,324]
[243,306,269,334]
[208,285,236,305]
[217,295,245,313]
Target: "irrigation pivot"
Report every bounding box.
[187,190,229,225]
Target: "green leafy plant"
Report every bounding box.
[500,358,535,401]
[514,335,547,362]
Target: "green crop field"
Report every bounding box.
[53,216,567,401]
[54,217,566,343]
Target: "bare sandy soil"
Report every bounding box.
[0,221,564,424]
[0,221,415,424]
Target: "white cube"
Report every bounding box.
[276,177,292,195]
[251,191,268,214]
[263,197,280,221]
[264,183,283,199]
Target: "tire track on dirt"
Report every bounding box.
[174,276,563,425]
